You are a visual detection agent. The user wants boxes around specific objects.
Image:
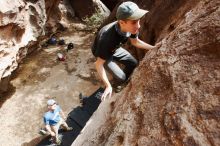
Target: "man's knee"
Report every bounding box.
[131,58,138,68]
[117,73,126,82]
[124,57,138,70]
[51,125,57,132]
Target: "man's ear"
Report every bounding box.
[118,20,126,25]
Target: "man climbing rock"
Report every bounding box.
[92,1,161,100]
[43,99,73,145]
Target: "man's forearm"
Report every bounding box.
[135,39,155,50]
[131,38,155,50]
[95,57,113,100]
[95,59,111,87]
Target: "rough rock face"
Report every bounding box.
[69,0,110,20]
[72,0,220,146]
[0,0,70,93]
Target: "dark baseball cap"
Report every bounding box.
[116,1,148,20]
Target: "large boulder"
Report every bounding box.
[0,0,73,94]
[72,0,220,146]
[69,0,110,20]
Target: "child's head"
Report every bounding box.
[47,99,57,110]
[116,1,148,21]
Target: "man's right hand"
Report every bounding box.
[101,85,112,101]
[95,57,113,101]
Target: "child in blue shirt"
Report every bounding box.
[43,99,72,145]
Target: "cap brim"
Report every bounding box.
[128,9,148,20]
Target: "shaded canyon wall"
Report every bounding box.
[0,0,109,94]
[0,0,61,93]
[72,0,220,146]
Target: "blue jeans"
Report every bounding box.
[104,47,138,84]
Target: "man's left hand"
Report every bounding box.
[154,42,162,49]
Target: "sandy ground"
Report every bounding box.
[0,25,100,146]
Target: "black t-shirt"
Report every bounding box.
[92,21,138,60]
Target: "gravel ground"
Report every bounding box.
[0,26,101,146]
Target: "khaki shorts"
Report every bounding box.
[54,118,66,130]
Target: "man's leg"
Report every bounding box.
[104,59,127,83]
[50,125,58,143]
[113,47,138,80]
[104,47,137,84]
[51,121,62,144]
[60,118,73,131]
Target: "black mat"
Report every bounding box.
[68,107,91,128]
[80,87,104,115]
[37,87,104,146]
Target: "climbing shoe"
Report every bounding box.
[56,139,62,145]
[114,85,124,93]
[39,128,47,135]
[65,127,73,131]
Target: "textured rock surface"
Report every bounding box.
[72,0,220,146]
[0,0,74,94]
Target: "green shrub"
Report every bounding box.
[83,9,105,30]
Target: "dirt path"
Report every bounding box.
[0,24,100,146]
